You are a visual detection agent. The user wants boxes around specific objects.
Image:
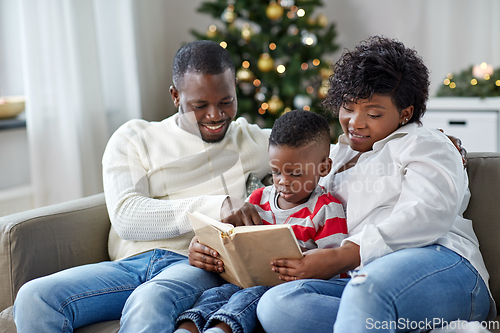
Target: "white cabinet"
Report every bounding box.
[423,98,500,152]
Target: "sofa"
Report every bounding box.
[1,152,500,333]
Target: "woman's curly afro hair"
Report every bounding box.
[322,36,429,124]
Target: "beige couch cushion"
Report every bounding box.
[0,306,120,333]
[0,307,16,333]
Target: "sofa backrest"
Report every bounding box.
[464,152,500,306]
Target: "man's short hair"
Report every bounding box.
[172,40,235,90]
[322,36,429,124]
[269,109,330,148]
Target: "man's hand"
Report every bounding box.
[451,136,468,168]
[188,236,224,273]
[221,198,263,226]
[271,242,361,282]
[440,130,468,167]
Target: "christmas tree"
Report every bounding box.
[191,0,339,130]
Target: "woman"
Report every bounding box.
[255,36,494,333]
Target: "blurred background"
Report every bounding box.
[0,0,499,213]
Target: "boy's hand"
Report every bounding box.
[221,199,263,226]
[271,249,334,281]
[188,236,224,273]
[271,242,361,281]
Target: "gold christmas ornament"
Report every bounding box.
[257,53,275,72]
[241,23,254,41]
[317,13,328,27]
[266,1,284,20]
[221,5,236,23]
[318,86,329,99]
[267,95,284,114]
[320,67,334,79]
[206,25,218,38]
[236,67,254,82]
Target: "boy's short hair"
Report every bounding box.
[172,40,235,90]
[269,109,330,148]
[322,36,429,124]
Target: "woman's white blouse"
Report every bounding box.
[320,123,489,289]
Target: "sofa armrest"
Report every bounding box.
[464,152,500,308]
[0,193,111,312]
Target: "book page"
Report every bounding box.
[229,225,303,288]
[187,212,242,286]
[194,214,234,235]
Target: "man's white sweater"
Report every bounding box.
[102,114,270,260]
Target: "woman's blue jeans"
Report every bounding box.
[257,245,490,333]
[13,249,224,333]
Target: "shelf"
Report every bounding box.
[0,112,26,131]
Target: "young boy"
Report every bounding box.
[175,109,348,333]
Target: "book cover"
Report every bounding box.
[187,211,303,288]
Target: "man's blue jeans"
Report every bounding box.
[13,249,224,333]
[257,245,491,333]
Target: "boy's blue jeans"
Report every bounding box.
[257,245,491,333]
[176,284,269,333]
[13,249,224,333]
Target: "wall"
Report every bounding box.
[0,128,30,189]
[0,0,24,97]
[322,0,500,95]
[134,0,214,120]
[0,127,32,216]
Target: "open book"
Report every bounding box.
[187,211,303,288]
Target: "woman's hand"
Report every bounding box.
[188,236,224,273]
[221,198,263,226]
[271,242,361,281]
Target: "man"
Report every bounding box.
[13,40,270,332]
